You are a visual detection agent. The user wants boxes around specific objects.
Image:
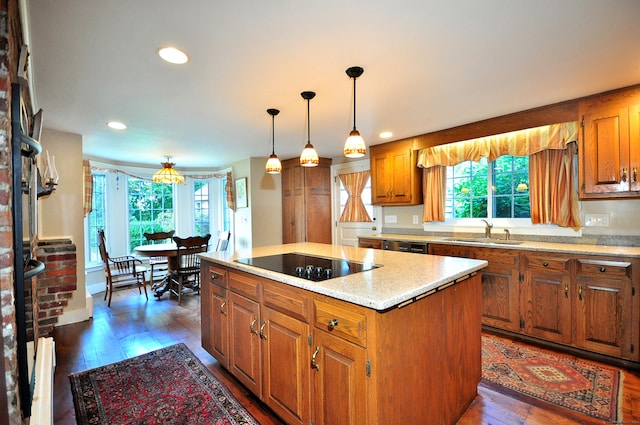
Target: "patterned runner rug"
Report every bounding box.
[69,343,259,425]
[482,334,623,422]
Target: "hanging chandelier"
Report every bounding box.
[265,108,282,174]
[299,91,319,167]
[152,156,185,184]
[344,66,367,158]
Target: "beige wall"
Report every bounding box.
[249,157,282,247]
[230,157,283,250]
[38,128,90,323]
[380,200,640,236]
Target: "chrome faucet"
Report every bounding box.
[504,228,510,240]
[481,219,493,238]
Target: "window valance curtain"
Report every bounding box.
[83,160,93,217]
[417,121,581,230]
[417,121,578,169]
[338,171,372,223]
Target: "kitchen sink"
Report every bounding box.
[444,237,524,245]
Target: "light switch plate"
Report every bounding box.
[412,215,419,224]
[384,215,397,224]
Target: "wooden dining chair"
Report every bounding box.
[169,234,211,304]
[215,231,231,252]
[143,230,175,289]
[98,229,148,307]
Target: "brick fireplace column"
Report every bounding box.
[34,240,78,337]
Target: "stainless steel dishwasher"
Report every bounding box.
[382,240,428,254]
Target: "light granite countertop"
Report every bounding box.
[200,242,487,311]
[359,234,640,258]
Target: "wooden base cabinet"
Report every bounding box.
[201,264,229,366]
[521,252,573,344]
[201,259,482,425]
[575,256,638,360]
[429,244,640,363]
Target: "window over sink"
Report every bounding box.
[446,155,530,220]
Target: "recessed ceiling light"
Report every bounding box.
[107,121,127,130]
[158,47,189,64]
[379,131,393,139]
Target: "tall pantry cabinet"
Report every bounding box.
[281,157,332,244]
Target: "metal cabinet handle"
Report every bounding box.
[578,285,583,301]
[622,167,628,183]
[311,346,320,370]
[564,283,569,299]
[250,318,258,334]
[259,322,268,340]
[220,301,227,316]
[543,262,549,267]
[328,319,339,330]
[599,266,606,273]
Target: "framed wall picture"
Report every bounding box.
[235,177,248,208]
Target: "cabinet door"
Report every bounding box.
[371,151,391,203]
[282,164,305,243]
[522,254,572,344]
[312,330,367,425]
[474,248,521,332]
[390,147,413,203]
[261,307,310,425]
[629,104,640,192]
[582,106,630,195]
[575,258,637,360]
[201,264,229,365]
[202,282,230,365]
[228,291,262,395]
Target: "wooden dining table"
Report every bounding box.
[134,243,177,297]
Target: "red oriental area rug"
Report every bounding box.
[482,335,623,422]
[69,343,259,425]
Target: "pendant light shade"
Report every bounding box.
[152,157,185,184]
[344,66,367,158]
[265,108,282,174]
[299,91,319,167]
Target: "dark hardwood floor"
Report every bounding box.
[53,287,640,425]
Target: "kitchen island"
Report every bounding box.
[200,243,487,425]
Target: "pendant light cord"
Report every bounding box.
[271,114,276,155]
[307,98,311,143]
[352,76,357,131]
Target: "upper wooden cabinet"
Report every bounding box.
[282,157,332,244]
[370,140,422,205]
[579,86,640,198]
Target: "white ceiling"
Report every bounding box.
[23,0,640,170]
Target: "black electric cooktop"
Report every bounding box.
[235,252,379,281]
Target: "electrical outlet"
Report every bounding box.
[412,215,419,224]
[584,213,610,227]
[384,215,397,224]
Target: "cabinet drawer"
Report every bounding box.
[523,253,572,273]
[429,244,473,258]
[359,238,383,250]
[473,247,519,267]
[229,270,261,300]
[314,298,367,347]
[207,264,228,287]
[576,258,633,278]
[263,280,310,322]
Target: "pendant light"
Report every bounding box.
[265,108,282,174]
[299,91,319,167]
[152,156,185,184]
[344,66,366,158]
